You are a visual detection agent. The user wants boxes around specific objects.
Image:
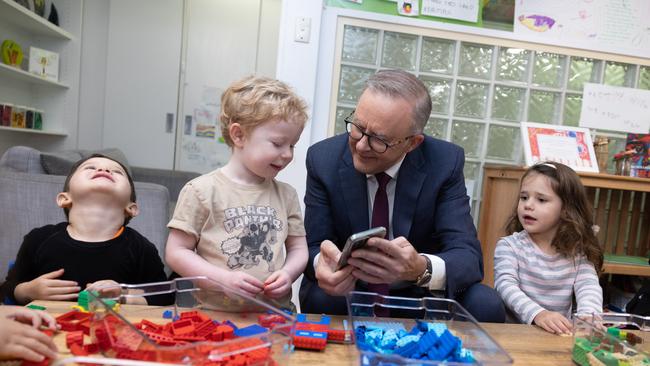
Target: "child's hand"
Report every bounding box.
[533,310,573,335]
[0,305,57,329]
[0,307,58,362]
[15,268,80,303]
[86,280,122,298]
[223,272,264,298]
[263,269,292,299]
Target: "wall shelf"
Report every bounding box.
[0,125,67,136]
[0,63,69,89]
[0,0,73,40]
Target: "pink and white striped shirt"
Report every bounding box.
[494,230,602,324]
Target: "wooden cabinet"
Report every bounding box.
[478,164,650,287]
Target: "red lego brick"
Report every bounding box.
[171,318,195,335]
[69,343,89,356]
[83,343,99,354]
[138,319,163,333]
[22,357,50,366]
[326,329,351,343]
[258,314,287,328]
[293,335,327,351]
[56,310,91,332]
[66,330,84,348]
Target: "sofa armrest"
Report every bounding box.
[131,167,199,203]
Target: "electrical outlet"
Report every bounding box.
[294,16,311,43]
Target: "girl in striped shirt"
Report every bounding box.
[494,162,603,335]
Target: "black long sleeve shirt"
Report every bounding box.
[1,222,171,305]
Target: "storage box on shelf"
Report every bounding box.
[53,277,295,366]
[347,291,512,365]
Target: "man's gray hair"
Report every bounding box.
[363,69,432,133]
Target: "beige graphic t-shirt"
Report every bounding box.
[168,169,305,309]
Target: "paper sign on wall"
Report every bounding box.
[579,83,650,134]
[421,0,479,23]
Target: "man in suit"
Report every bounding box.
[299,69,504,322]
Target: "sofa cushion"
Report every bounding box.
[41,148,132,176]
[0,146,47,174]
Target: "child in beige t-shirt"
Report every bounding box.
[166,76,309,309]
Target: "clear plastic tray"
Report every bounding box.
[346,291,513,365]
[57,276,294,366]
[573,313,650,365]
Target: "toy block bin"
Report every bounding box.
[59,276,295,366]
[346,291,512,365]
[572,313,650,365]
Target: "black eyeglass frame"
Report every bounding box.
[343,111,415,154]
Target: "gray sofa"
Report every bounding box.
[0,146,198,279]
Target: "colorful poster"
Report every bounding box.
[521,122,599,172]
[515,0,650,58]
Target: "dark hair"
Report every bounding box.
[363,69,432,134]
[63,154,137,225]
[505,161,603,273]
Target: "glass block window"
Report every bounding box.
[332,21,649,221]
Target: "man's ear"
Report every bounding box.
[229,123,246,147]
[406,134,425,153]
[56,192,72,209]
[125,202,139,218]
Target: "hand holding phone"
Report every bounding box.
[336,227,386,271]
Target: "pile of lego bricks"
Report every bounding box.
[291,314,352,351]
[41,309,288,366]
[572,327,649,366]
[353,320,475,363]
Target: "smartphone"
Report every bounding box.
[336,226,387,271]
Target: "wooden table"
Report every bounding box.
[35,300,620,365]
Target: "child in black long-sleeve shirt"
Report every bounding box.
[1,154,169,305]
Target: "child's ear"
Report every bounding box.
[229,123,246,147]
[125,202,139,218]
[56,192,72,209]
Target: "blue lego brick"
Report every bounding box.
[234,324,267,337]
[162,310,173,319]
[353,320,406,333]
[395,341,419,358]
[223,320,238,330]
[295,330,327,339]
[296,313,330,325]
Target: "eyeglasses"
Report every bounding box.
[344,111,414,154]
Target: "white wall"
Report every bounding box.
[275,1,324,203]
[77,0,109,149]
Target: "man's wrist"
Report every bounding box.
[414,255,432,287]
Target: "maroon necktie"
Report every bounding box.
[367,172,391,299]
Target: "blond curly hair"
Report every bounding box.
[220,76,308,147]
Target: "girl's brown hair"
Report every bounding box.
[505,161,603,272]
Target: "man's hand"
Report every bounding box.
[348,236,426,284]
[316,240,356,296]
[533,310,573,335]
[14,269,80,304]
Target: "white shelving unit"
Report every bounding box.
[0,0,82,148]
[0,0,74,40]
[0,62,69,89]
[0,125,66,136]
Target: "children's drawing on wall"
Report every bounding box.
[515,0,650,57]
[179,85,230,173]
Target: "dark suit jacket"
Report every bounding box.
[301,133,483,302]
